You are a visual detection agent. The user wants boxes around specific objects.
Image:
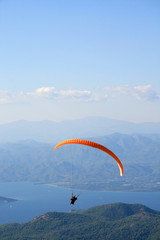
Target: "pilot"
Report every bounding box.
[70,193,78,205]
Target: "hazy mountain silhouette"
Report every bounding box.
[0,116,160,143]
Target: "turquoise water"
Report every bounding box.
[0,182,160,225]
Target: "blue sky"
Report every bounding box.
[0,0,160,123]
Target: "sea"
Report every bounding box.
[0,182,160,225]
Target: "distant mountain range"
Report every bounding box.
[0,116,160,143]
[0,203,160,240]
[0,133,160,191]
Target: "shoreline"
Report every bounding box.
[45,182,160,193]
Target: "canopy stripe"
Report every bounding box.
[54,139,123,176]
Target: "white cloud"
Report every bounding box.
[105,84,160,102]
[0,87,94,104]
[35,87,56,95]
[27,87,57,99]
[0,84,159,105]
[59,89,90,97]
[27,87,92,102]
[0,90,11,104]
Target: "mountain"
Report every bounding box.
[0,133,160,191]
[0,117,160,143]
[0,203,160,240]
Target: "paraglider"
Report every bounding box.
[54,139,123,176]
[70,193,79,205]
[54,139,123,205]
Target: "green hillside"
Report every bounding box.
[0,203,160,240]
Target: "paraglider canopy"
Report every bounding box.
[54,139,123,176]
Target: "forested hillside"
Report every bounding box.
[0,203,160,240]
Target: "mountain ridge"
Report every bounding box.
[0,133,160,191]
[0,116,160,143]
[0,203,160,240]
